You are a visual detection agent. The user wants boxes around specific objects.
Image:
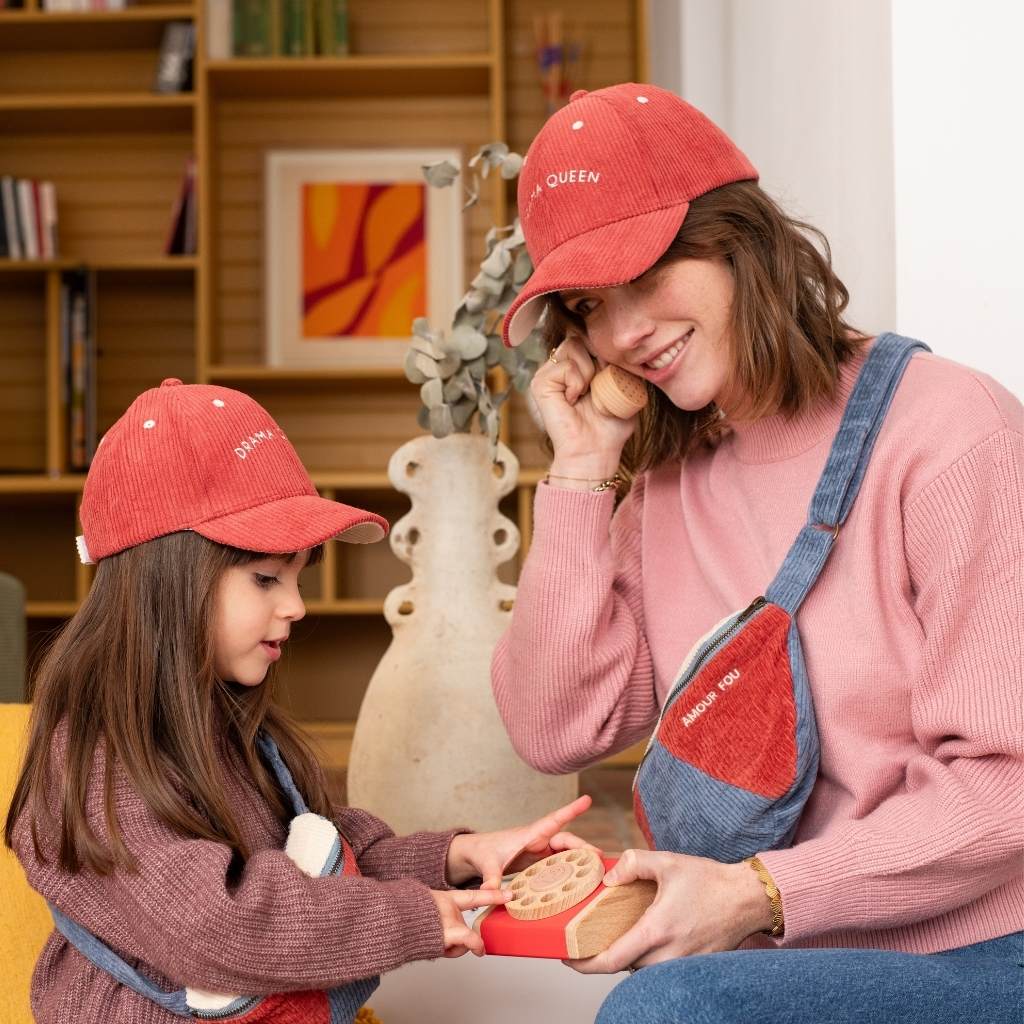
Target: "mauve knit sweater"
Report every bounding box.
[493,340,1024,952]
[13,729,461,1023]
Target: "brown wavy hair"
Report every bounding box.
[4,532,332,875]
[542,180,870,473]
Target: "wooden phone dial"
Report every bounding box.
[474,849,656,960]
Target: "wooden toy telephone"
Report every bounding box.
[473,849,656,959]
[589,364,649,419]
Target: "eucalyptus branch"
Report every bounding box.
[410,144,546,452]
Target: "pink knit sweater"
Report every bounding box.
[13,727,460,1023]
[493,341,1024,953]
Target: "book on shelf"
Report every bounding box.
[280,0,313,56]
[0,176,59,261]
[15,180,39,260]
[316,0,348,56]
[207,0,232,59]
[154,21,196,94]
[61,269,98,472]
[40,0,126,9]
[164,156,197,256]
[0,177,19,260]
[38,182,59,259]
[233,0,276,57]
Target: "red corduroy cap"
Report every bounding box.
[503,83,758,348]
[76,378,388,564]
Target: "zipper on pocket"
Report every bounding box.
[632,596,768,792]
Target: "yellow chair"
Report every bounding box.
[1,703,53,1024]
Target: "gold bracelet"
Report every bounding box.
[545,473,623,493]
[745,856,785,938]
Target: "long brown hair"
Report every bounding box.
[542,180,870,472]
[4,532,333,875]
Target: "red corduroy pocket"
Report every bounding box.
[657,603,798,799]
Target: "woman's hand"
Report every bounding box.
[530,334,639,485]
[429,888,512,958]
[446,794,597,889]
[564,849,774,974]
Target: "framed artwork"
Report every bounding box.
[265,148,465,370]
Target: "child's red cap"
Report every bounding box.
[503,82,758,348]
[76,378,388,564]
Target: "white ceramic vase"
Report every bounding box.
[347,433,577,834]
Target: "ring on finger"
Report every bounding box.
[548,346,560,364]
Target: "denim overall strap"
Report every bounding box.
[766,333,930,615]
[48,903,192,1016]
[257,731,309,816]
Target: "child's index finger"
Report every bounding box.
[537,794,593,834]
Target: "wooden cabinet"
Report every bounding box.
[0,0,648,767]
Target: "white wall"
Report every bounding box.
[651,0,895,338]
[891,1,1024,397]
[648,0,1024,399]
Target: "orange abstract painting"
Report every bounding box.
[301,181,427,340]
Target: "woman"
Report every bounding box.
[492,82,1023,1022]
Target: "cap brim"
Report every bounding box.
[503,202,691,347]
[194,493,388,553]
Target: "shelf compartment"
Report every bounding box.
[0,94,195,134]
[206,55,493,100]
[0,132,196,262]
[0,274,48,472]
[0,493,78,603]
[0,6,195,50]
[95,271,196,434]
[276,614,392,723]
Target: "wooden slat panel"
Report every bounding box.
[95,273,196,432]
[347,0,488,55]
[0,276,47,470]
[231,385,424,473]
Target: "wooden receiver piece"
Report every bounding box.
[475,853,656,960]
[589,365,649,419]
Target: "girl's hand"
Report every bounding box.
[563,849,774,974]
[446,795,598,889]
[530,335,639,484]
[429,887,512,958]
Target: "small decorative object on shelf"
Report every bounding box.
[0,176,58,262]
[154,21,196,95]
[532,10,582,114]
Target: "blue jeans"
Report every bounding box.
[595,931,1023,1024]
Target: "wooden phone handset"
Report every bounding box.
[589,364,649,419]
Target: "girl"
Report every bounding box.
[5,377,593,1024]
[492,83,1023,1022]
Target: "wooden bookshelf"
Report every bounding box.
[0,0,649,767]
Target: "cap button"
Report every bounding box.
[570,89,589,102]
[160,378,183,387]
